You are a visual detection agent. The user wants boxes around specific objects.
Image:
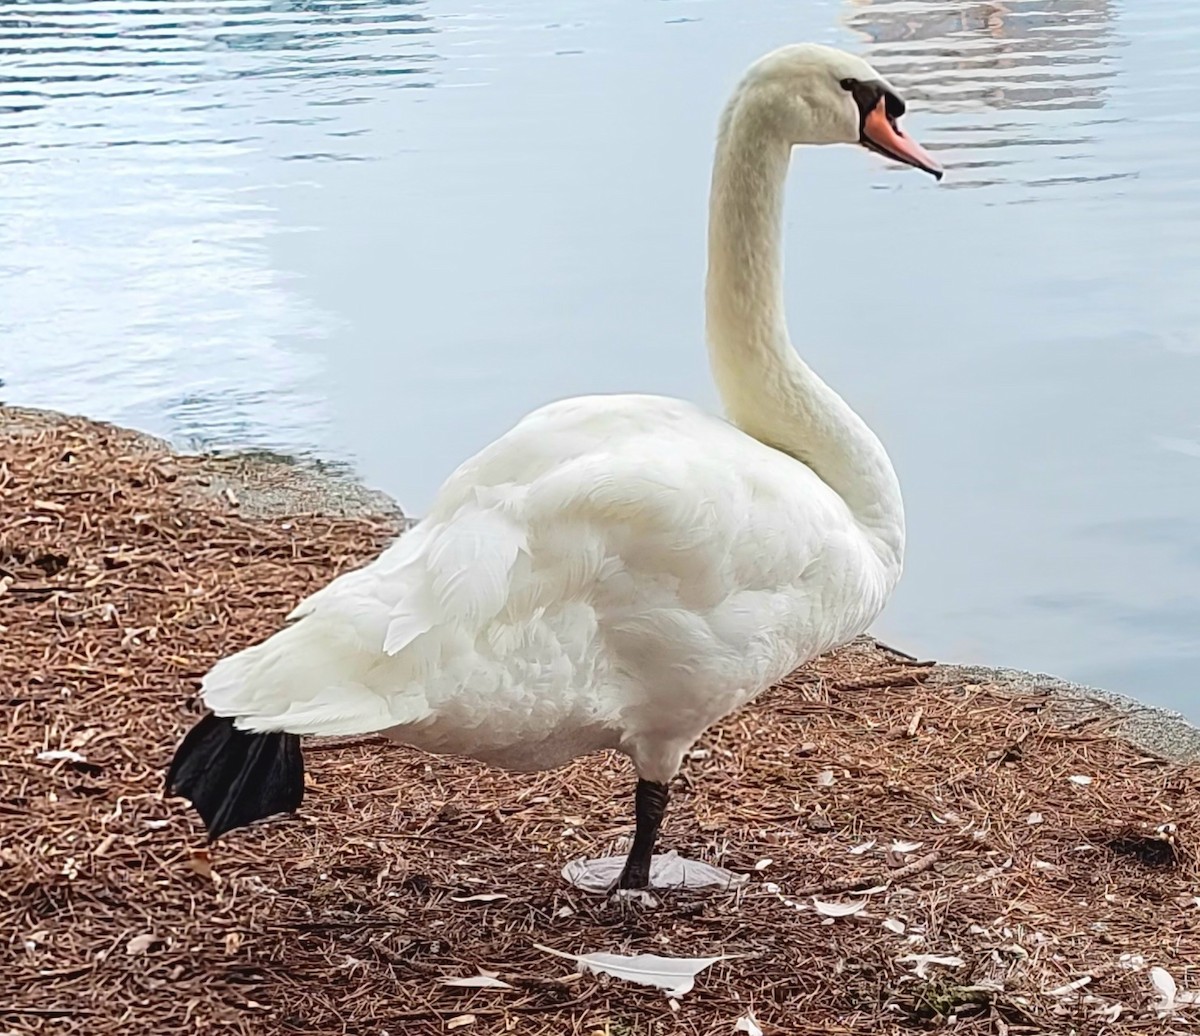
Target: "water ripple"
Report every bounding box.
[844,0,1123,194]
[0,0,436,456]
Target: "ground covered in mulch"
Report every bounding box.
[3,411,1200,1036]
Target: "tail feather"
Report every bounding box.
[165,714,304,841]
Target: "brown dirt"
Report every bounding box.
[3,410,1199,1036]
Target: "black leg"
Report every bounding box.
[615,779,670,890]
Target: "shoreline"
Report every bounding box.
[0,404,408,523]
[7,402,1194,763]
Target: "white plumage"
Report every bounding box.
[178,43,942,886]
[204,393,888,778]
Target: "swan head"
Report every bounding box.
[735,43,942,180]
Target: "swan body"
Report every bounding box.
[168,43,942,887]
[204,392,890,781]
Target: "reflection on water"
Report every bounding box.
[847,0,1115,110]
[1,0,1198,715]
[845,0,1124,189]
[0,0,434,456]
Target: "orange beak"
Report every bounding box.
[862,98,942,180]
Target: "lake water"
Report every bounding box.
[2,0,1197,715]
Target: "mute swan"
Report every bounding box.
[167,43,941,891]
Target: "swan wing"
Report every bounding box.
[199,395,883,743]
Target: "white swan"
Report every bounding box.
[167,42,941,890]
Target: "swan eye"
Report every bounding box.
[841,78,907,124]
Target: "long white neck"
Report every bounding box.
[705,92,904,577]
